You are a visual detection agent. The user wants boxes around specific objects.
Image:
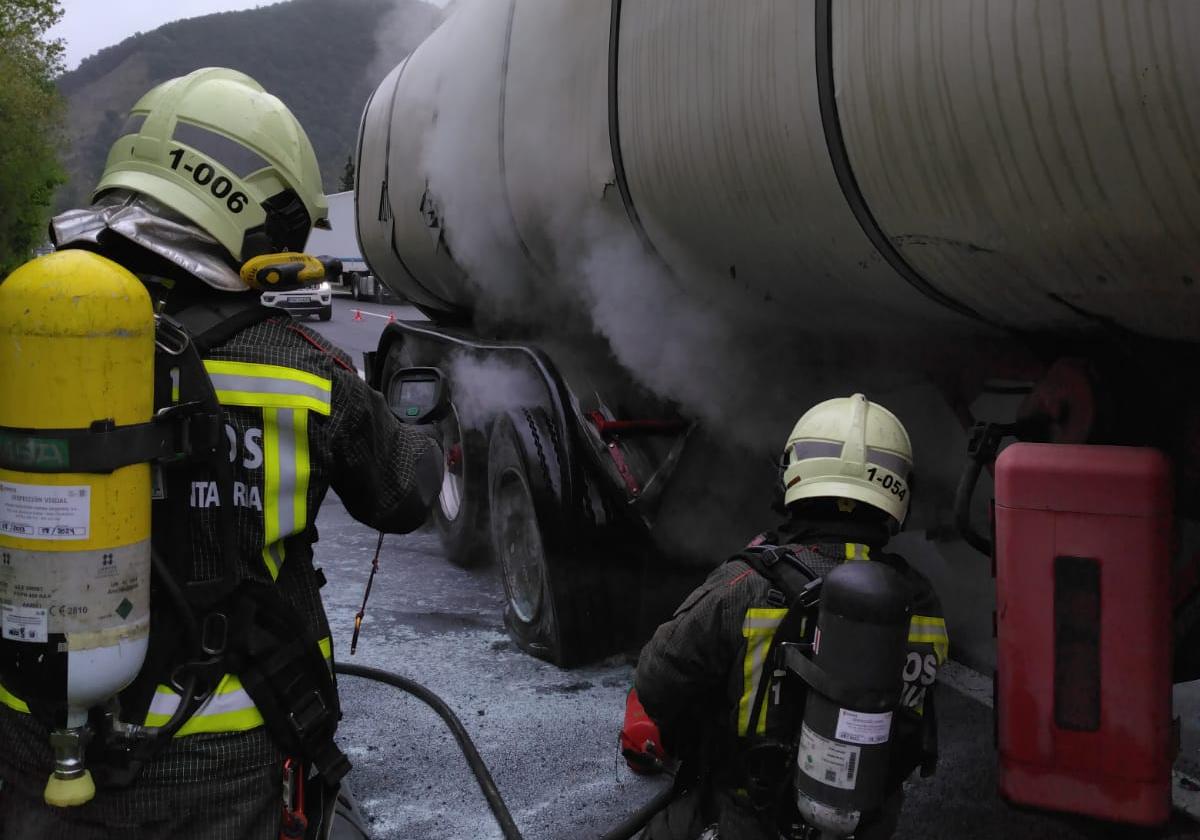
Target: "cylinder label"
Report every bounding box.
[0,482,90,541]
[0,541,149,635]
[1,605,47,643]
[798,723,860,791]
[835,709,893,745]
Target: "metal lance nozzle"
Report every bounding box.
[45,726,96,806]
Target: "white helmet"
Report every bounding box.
[782,394,913,528]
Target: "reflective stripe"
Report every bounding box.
[909,615,949,664]
[792,440,910,478]
[145,636,334,736]
[262,406,282,578]
[145,674,264,736]
[204,360,331,416]
[275,408,297,547]
[792,440,844,461]
[260,403,312,580]
[738,607,788,737]
[173,120,273,178]
[260,406,310,580]
[262,540,285,580]
[866,447,911,477]
[121,112,147,139]
[0,681,29,713]
[205,358,326,576]
[293,407,311,530]
[844,542,871,561]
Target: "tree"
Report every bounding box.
[338,155,355,192]
[0,0,65,275]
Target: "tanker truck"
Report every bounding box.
[355,2,1200,819]
[353,0,1200,698]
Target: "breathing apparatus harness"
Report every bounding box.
[0,283,349,792]
[713,531,918,839]
[86,295,350,790]
[724,544,824,824]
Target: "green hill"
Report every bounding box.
[55,0,442,210]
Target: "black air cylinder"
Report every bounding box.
[794,561,911,836]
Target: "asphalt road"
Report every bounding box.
[304,296,1200,840]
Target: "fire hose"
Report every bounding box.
[334,662,675,840]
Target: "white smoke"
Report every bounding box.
[446,352,547,429]
[401,0,989,552]
[363,0,447,93]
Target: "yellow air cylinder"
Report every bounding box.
[0,250,155,806]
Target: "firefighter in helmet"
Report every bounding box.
[623,394,946,840]
[0,68,442,837]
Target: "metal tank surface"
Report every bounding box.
[353,0,1200,679]
[357,0,1200,341]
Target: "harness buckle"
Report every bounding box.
[152,401,218,462]
[289,689,330,740]
[201,612,228,656]
[154,314,191,356]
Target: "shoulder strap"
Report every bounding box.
[739,545,822,739]
[737,544,819,604]
[172,297,277,353]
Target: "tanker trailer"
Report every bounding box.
[354,0,1200,679]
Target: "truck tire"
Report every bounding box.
[428,404,490,567]
[489,410,620,666]
[379,341,490,568]
[348,273,361,301]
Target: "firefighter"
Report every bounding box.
[625,394,946,840]
[0,68,442,838]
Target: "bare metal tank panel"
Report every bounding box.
[614,0,971,329]
[502,1,619,266]
[837,0,1200,340]
[358,0,521,316]
[359,0,1200,341]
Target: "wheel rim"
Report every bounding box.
[495,466,544,624]
[438,408,465,522]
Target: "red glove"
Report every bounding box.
[620,687,668,774]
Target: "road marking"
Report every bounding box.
[938,660,993,708]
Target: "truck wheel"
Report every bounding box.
[430,405,490,567]
[349,273,361,301]
[380,342,489,568]
[489,410,615,666]
[319,304,332,322]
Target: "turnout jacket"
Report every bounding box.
[635,517,946,839]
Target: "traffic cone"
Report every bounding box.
[353,309,363,322]
[387,312,396,324]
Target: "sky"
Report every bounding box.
[48,0,450,72]
[48,1,277,71]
